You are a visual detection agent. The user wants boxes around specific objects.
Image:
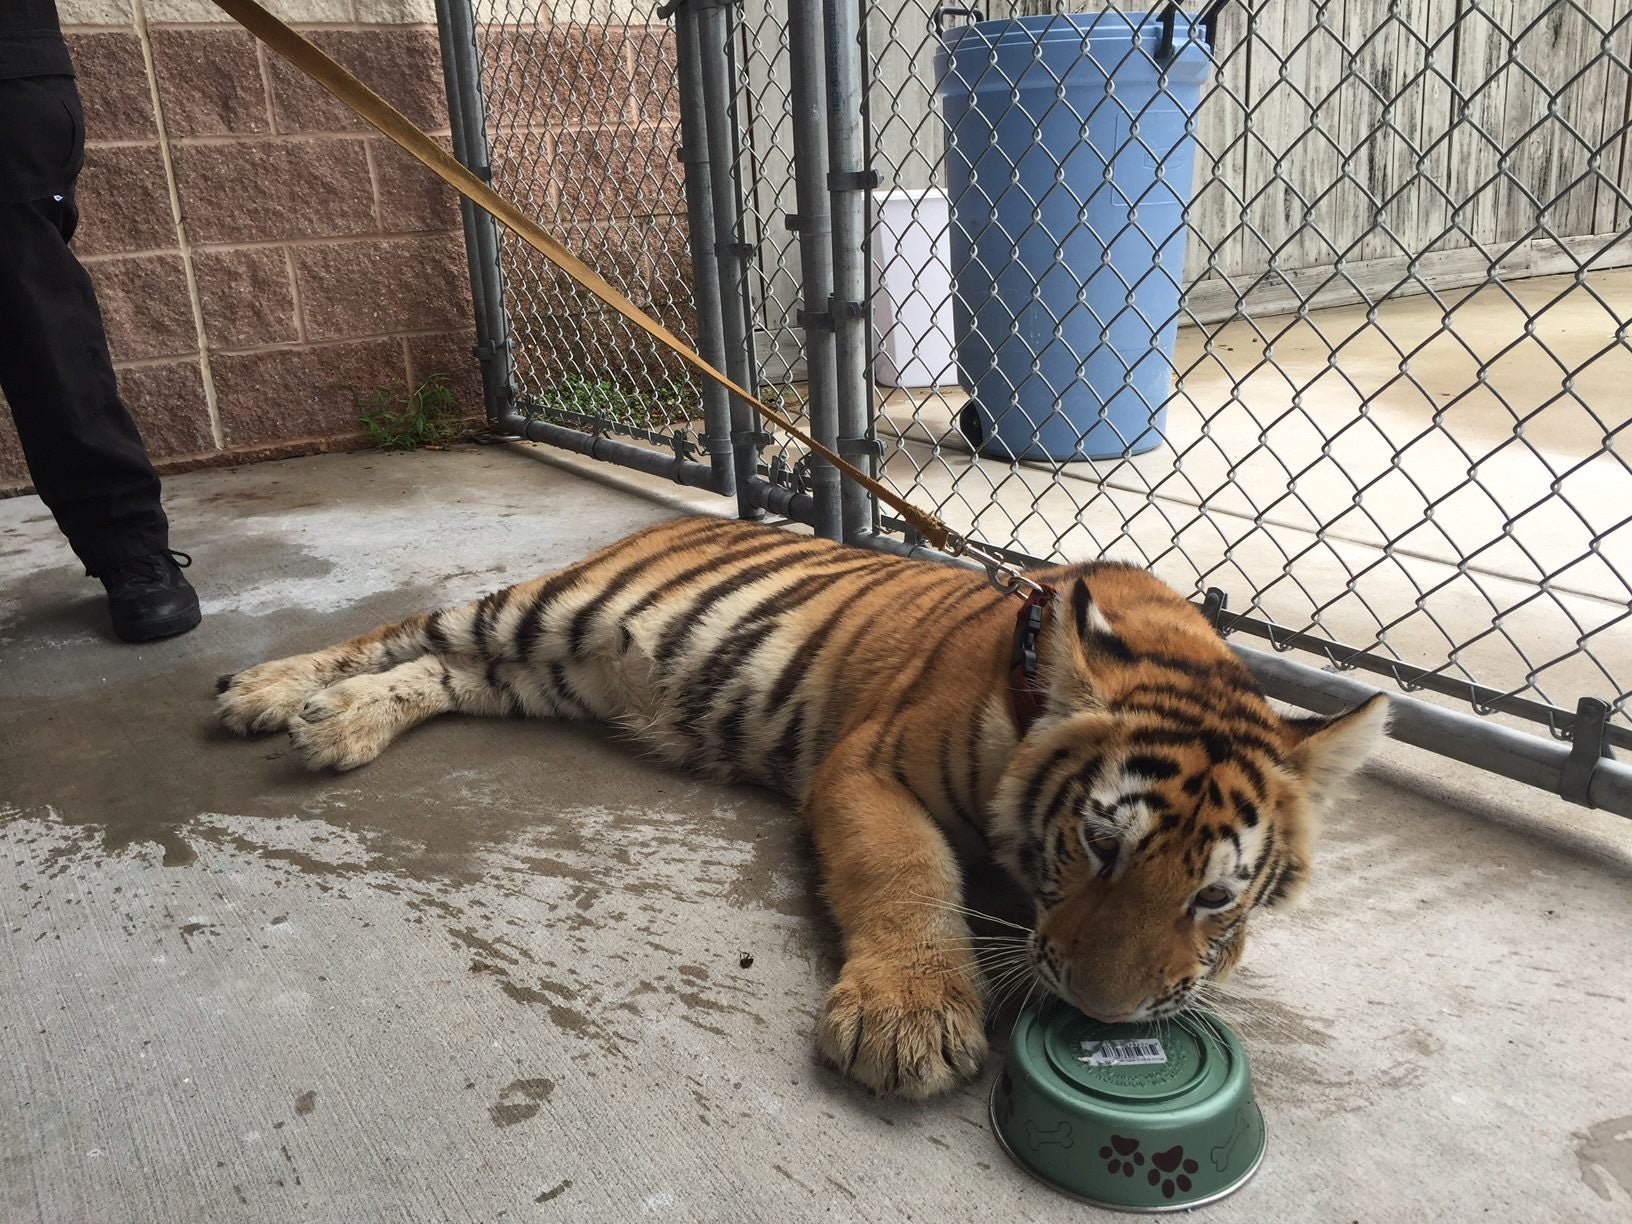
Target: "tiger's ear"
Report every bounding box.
[1044,578,1133,712]
[1281,694,1391,809]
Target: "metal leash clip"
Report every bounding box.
[948,533,1048,600]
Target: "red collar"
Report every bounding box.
[1008,584,1057,737]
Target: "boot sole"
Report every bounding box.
[113,603,203,644]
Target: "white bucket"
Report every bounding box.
[869,187,957,389]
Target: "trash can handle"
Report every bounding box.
[1155,3,1174,60]
[930,6,983,34]
[1200,0,1227,50]
[1157,0,1227,61]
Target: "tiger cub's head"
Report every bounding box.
[989,572,1389,1023]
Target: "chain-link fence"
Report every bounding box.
[437,0,1632,811]
[865,0,1632,753]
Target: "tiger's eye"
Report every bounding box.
[1193,884,1233,909]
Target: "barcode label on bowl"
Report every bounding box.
[1078,1038,1167,1067]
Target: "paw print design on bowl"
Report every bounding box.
[1148,1145,1201,1199]
[1098,1134,1146,1178]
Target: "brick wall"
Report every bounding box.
[0,0,687,495]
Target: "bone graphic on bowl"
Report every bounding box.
[1025,1119,1074,1151]
[1211,1105,1250,1171]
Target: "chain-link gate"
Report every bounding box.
[437,0,823,525]
[437,0,1632,817]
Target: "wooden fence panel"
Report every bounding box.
[738,0,1632,331]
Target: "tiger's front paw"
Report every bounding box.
[216,656,327,735]
[816,951,988,1099]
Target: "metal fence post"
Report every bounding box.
[823,0,876,544]
[786,0,843,540]
[695,1,764,518]
[673,3,740,499]
[434,0,513,423]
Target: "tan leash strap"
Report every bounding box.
[209,0,955,553]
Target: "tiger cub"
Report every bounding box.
[217,515,1386,1098]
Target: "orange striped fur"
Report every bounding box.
[217,515,1387,1098]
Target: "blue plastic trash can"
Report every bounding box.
[936,10,1212,461]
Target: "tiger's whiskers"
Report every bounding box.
[906,893,1032,933]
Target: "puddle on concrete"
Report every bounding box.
[2,574,814,907]
[488,1077,555,1127]
[1575,1114,1632,1203]
[4,800,823,1071]
[534,1178,572,1203]
[2,563,829,1071]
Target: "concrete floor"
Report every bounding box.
[3,446,1632,1223]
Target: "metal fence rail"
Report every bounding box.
[438,0,1631,815]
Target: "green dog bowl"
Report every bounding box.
[990,999,1265,1212]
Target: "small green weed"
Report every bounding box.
[354,375,465,451]
[533,373,696,429]
[758,383,801,413]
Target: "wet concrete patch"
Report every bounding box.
[535,1178,572,1203]
[1575,1115,1632,1203]
[489,1077,555,1127]
[2,632,817,918]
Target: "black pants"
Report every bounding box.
[0,73,168,574]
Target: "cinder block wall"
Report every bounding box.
[0,0,682,494]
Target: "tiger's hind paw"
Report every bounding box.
[286,678,402,772]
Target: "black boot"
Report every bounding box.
[98,550,201,643]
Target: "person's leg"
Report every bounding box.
[0,190,171,572]
[0,73,198,641]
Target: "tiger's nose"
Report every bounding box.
[1058,965,1145,1024]
[1076,1004,1132,1023]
